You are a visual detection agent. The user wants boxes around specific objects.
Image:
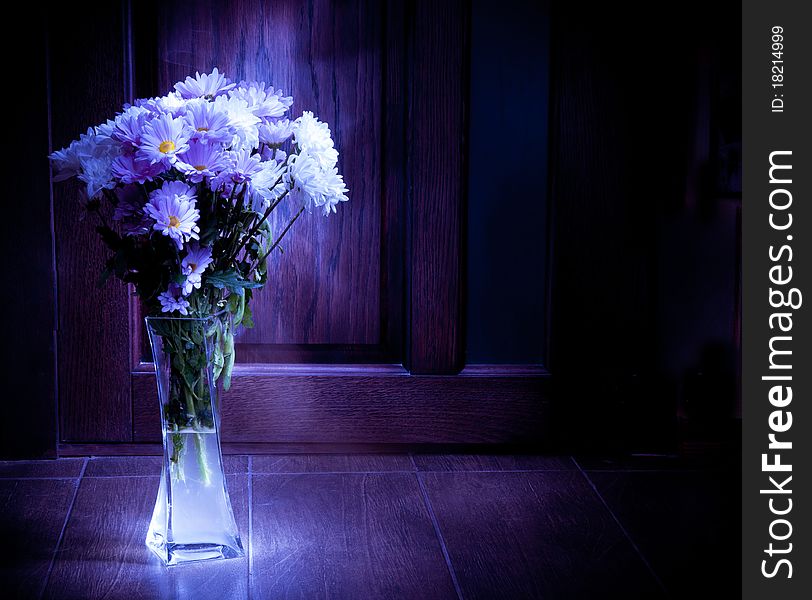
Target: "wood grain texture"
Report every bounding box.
[44,474,249,600]
[421,471,663,599]
[412,454,574,472]
[587,471,739,597]
[151,0,386,351]
[408,0,469,374]
[48,1,132,443]
[251,473,457,599]
[252,454,413,473]
[132,370,550,444]
[0,479,77,598]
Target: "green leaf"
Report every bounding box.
[242,301,254,329]
[205,269,262,297]
[222,329,235,391]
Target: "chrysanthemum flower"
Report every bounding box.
[111,106,150,147]
[174,67,235,99]
[181,243,214,295]
[231,81,293,119]
[212,95,261,150]
[78,154,117,199]
[259,118,294,147]
[248,158,287,212]
[318,167,349,215]
[211,149,264,194]
[285,151,348,216]
[158,283,190,315]
[292,111,338,170]
[144,181,200,249]
[111,153,165,184]
[137,113,192,165]
[50,127,114,182]
[175,141,228,183]
[184,100,233,145]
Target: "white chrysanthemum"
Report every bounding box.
[181,243,214,295]
[285,151,349,216]
[318,167,349,215]
[144,181,200,249]
[292,111,338,170]
[50,140,85,182]
[212,95,261,151]
[248,158,287,213]
[156,92,189,115]
[259,118,294,147]
[230,81,292,119]
[78,154,117,198]
[174,68,235,99]
[285,152,326,207]
[50,127,117,183]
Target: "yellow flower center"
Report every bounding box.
[188,263,197,271]
[168,215,180,228]
[158,140,176,154]
[194,165,206,171]
[196,127,209,132]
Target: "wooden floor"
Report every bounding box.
[0,454,738,599]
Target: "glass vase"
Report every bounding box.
[145,313,244,566]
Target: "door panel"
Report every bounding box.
[52,0,550,451]
[150,0,396,361]
[49,2,132,443]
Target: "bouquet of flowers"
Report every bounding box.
[50,68,348,481]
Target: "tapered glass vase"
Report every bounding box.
[145,314,244,566]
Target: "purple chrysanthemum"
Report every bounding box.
[144,181,200,249]
[184,100,233,145]
[158,283,190,315]
[175,141,228,183]
[137,113,192,165]
[111,153,165,184]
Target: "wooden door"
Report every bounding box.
[49,0,549,454]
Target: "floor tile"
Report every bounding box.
[0,459,85,479]
[0,479,77,598]
[252,454,413,473]
[587,470,740,597]
[251,472,457,599]
[575,454,729,471]
[43,474,249,600]
[413,454,574,472]
[84,455,248,477]
[421,471,663,599]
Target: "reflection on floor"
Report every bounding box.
[0,453,739,599]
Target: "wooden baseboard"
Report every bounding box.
[129,365,551,445]
[58,365,551,450]
[57,440,555,457]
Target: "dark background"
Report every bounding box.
[3,0,740,460]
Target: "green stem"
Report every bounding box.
[250,205,306,276]
[225,182,289,267]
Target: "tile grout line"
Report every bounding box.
[0,467,577,480]
[571,457,668,595]
[410,456,465,600]
[248,455,254,600]
[40,457,88,599]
